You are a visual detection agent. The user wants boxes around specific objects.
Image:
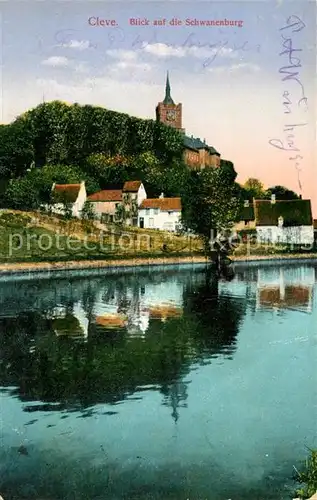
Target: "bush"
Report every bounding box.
[294,449,317,499]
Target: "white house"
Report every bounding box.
[254,197,314,245]
[51,181,87,218]
[122,181,147,226]
[138,193,182,232]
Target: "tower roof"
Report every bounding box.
[163,71,175,105]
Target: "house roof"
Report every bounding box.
[52,184,81,203]
[87,190,122,202]
[140,197,182,211]
[123,180,142,192]
[183,135,219,155]
[240,205,255,221]
[254,199,313,226]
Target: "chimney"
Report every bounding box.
[159,192,164,199]
[271,194,276,204]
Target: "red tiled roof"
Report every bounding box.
[123,180,142,192]
[140,197,181,211]
[52,184,81,203]
[87,190,122,202]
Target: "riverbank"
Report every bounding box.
[0,252,316,278]
[0,255,208,277]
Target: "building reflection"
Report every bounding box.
[256,266,315,312]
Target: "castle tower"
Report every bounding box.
[156,72,184,132]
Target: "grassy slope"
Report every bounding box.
[0,210,204,263]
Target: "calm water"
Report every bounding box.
[0,262,316,500]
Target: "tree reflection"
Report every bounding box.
[0,269,246,416]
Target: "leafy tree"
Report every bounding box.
[243,177,265,199]
[181,166,242,252]
[1,177,39,210]
[0,120,34,178]
[265,185,299,200]
[220,159,237,184]
[1,164,99,210]
[10,101,184,175]
[81,201,95,221]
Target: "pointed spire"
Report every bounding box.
[163,71,175,105]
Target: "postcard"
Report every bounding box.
[0,1,316,500]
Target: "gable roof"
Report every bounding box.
[254,199,313,226]
[123,180,142,192]
[140,197,181,211]
[87,190,122,202]
[183,135,219,155]
[52,184,82,203]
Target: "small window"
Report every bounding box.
[154,208,159,215]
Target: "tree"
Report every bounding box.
[81,201,95,221]
[1,177,39,210]
[181,167,242,252]
[265,185,299,200]
[0,120,34,178]
[220,159,237,184]
[243,178,265,199]
[1,164,100,210]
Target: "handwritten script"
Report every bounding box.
[268,15,308,190]
[54,28,261,68]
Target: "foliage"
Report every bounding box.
[1,177,40,210]
[220,159,237,184]
[3,101,184,179]
[0,120,34,178]
[81,201,96,221]
[181,166,242,249]
[1,164,99,210]
[295,449,317,499]
[265,185,300,200]
[243,177,265,199]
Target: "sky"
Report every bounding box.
[0,1,316,215]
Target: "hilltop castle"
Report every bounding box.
[155,72,221,170]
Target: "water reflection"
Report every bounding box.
[256,266,315,312]
[0,267,245,416]
[0,263,316,500]
[0,263,316,419]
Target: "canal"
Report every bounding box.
[0,262,316,499]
